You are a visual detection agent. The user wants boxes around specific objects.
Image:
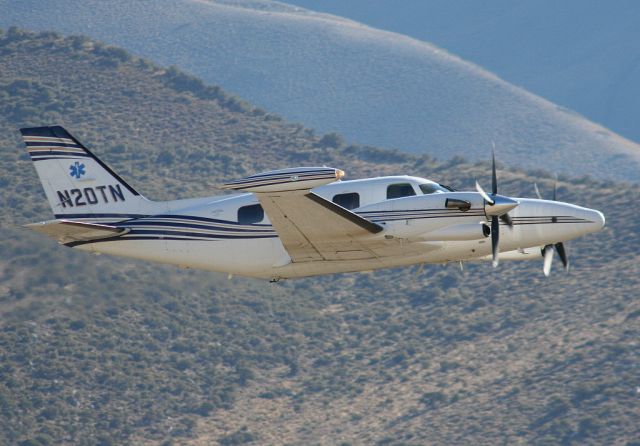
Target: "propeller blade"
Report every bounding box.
[533,182,542,200]
[542,244,554,277]
[532,177,569,276]
[554,242,569,271]
[491,215,500,267]
[475,180,494,205]
[491,144,498,196]
[500,212,514,227]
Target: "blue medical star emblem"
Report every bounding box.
[69,161,86,179]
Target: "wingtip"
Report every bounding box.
[23,220,51,229]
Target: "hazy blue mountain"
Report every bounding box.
[286,0,640,143]
[1,0,639,182]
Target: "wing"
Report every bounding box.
[25,220,128,244]
[257,191,384,262]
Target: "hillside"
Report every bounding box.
[286,0,640,144]
[0,0,639,183]
[0,31,638,446]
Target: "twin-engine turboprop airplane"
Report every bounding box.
[21,126,605,281]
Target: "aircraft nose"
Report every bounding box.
[579,207,605,233]
[590,209,606,230]
[545,201,605,237]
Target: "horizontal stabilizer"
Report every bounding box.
[25,220,129,244]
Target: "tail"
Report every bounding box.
[20,126,152,221]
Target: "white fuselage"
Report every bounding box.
[68,176,605,279]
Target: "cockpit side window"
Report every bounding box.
[332,192,360,210]
[387,183,417,199]
[238,203,264,224]
[419,183,448,194]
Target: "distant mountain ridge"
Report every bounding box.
[287,0,640,144]
[0,0,639,182]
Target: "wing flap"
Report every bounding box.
[25,220,128,244]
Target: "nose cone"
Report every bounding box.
[564,204,605,236]
[485,195,519,217]
[589,209,606,231]
[515,199,605,245]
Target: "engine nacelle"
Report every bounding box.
[415,223,490,241]
[479,247,544,261]
[220,167,344,193]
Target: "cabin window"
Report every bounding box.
[419,183,448,194]
[387,183,416,199]
[332,192,360,210]
[238,204,264,224]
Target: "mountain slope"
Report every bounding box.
[0,0,639,183]
[286,0,640,144]
[0,31,638,446]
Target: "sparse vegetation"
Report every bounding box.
[0,30,637,445]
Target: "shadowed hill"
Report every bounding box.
[0,31,638,445]
[0,0,639,183]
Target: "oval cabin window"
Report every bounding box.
[387,183,416,199]
[332,192,360,210]
[238,204,264,224]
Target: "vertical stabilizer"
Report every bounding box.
[20,126,152,220]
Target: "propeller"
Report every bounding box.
[475,146,519,268]
[533,182,542,200]
[536,176,570,276]
[541,242,569,276]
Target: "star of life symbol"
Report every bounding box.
[69,161,86,179]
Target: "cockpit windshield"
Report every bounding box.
[419,183,450,194]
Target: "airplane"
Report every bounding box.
[20,126,605,281]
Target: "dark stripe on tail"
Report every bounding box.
[20,126,140,196]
